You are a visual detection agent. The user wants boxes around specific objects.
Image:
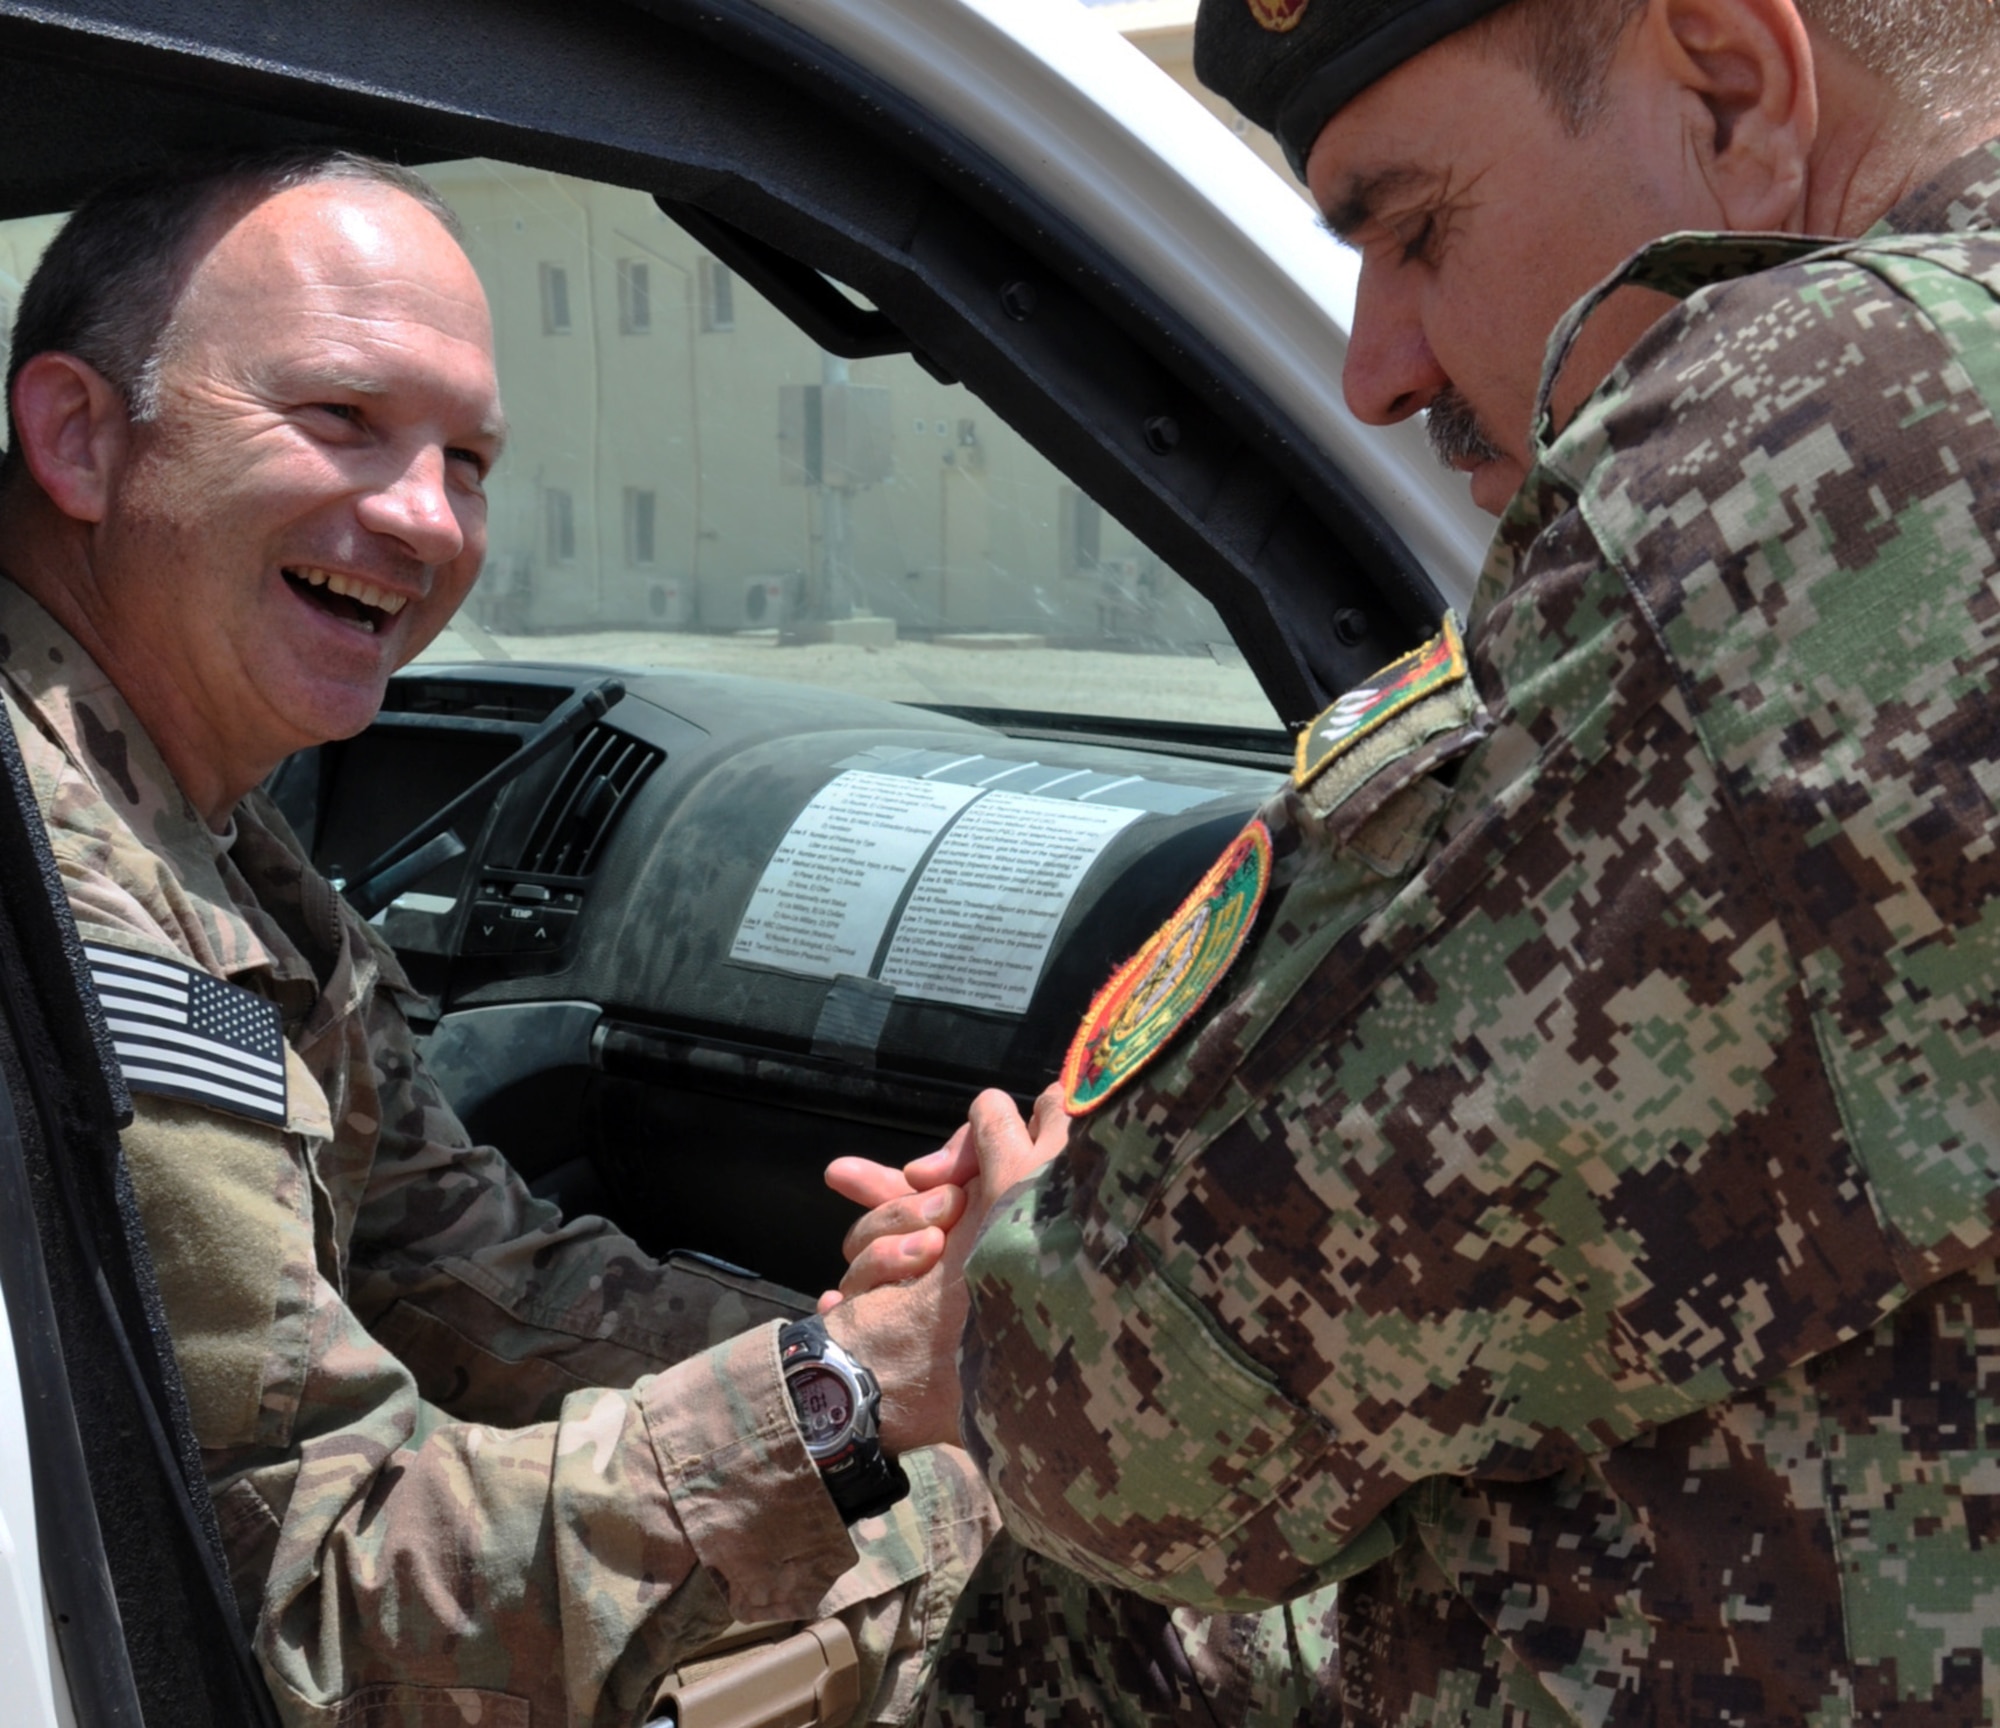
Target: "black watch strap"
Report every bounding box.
[779,1316,911,1524]
[822,1435,911,1524]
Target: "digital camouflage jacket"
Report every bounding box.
[959,142,2000,1725]
[0,577,995,1728]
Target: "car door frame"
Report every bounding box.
[0,704,274,1726]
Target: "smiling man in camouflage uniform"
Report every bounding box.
[0,149,997,1728]
[825,0,2000,1722]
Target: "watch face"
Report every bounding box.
[788,1362,856,1454]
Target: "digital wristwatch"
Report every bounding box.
[778,1315,910,1524]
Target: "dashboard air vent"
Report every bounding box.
[515,725,662,877]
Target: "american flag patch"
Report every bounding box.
[84,943,288,1127]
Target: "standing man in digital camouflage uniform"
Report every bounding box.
[0,148,995,1728]
[829,0,2000,1721]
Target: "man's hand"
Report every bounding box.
[817,1086,1069,1453]
[820,1085,1066,1309]
[819,1136,971,1311]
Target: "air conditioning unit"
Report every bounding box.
[596,571,694,629]
[467,553,532,632]
[642,577,693,626]
[730,573,803,629]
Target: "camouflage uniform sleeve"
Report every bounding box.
[959,238,2000,1618]
[119,1087,864,1724]
[955,764,1474,1613]
[339,939,810,1428]
[6,647,989,1722]
[18,778,865,1719]
[956,516,1834,1614]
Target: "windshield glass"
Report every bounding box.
[0,158,1281,731]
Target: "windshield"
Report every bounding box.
[0,157,1282,732]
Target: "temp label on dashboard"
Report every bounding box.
[730,770,1140,1015]
[730,773,980,979]
[879,791,1139,1011]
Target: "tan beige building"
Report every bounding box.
[434,159,1175,643]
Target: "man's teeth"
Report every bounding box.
[290,567,410,616]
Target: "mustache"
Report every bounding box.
[1424,387,1506,471]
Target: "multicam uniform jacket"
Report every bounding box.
[957,142,2000,1724]
[0,576,994,1728]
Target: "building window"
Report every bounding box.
[624,487,657,566]
[698,256,735,333]
[546,487,576,564]
[617,259,652,334]
[540,262,572,334]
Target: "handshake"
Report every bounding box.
[811,1084,1071,1457]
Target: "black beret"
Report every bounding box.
[1195,0,1515,180]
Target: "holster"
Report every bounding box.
[645,1618,860,1728]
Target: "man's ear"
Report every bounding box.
[1650,0,1816,230]
[9,352,131,526]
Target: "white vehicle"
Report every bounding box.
[0,1,1483,1723]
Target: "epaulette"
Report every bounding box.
[1293,617,1480,826]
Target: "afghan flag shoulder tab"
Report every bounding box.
[1061,819,1271,1117]
[1295,615,1468,791]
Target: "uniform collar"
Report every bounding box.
[0,572,308,985]
[1453,136,2000,639]
[1528,138,2000,466]
[0,571,219,848]
[1874,135,2000,240]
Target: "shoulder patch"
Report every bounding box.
[1295,616,1467,791]
[85,942,288,1127]
[1061,820,1271,1117]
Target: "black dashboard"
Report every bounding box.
[271,663,1284,1288]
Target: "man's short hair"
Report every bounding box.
[1198,0,2000,180]
[1,146,460,468]
[1459,0,1645,134]
[1470,0,2000,136]
[1803,0,2000,114]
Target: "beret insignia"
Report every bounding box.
[1294,614,1466,790]
[1061,820,1271,1116]
[1196,0,1517,178]
[1248,0,1309,32]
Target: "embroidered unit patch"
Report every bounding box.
[86,942,288,1127]
[1295,615,1468,790]
[1062,820,1272,1116]
[1247,0,1309,31]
